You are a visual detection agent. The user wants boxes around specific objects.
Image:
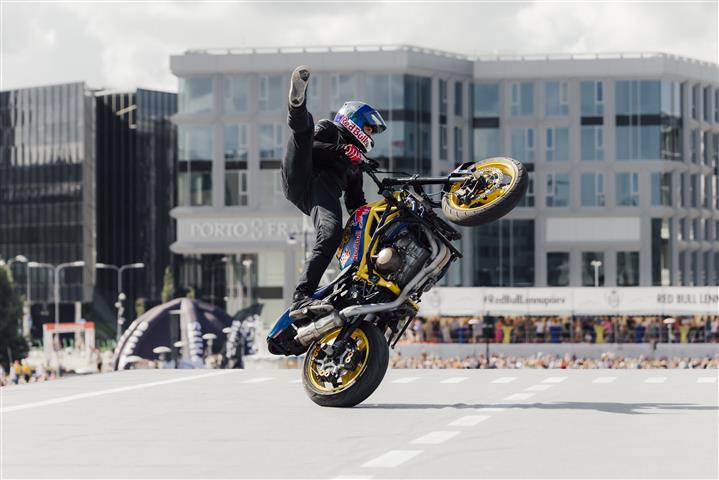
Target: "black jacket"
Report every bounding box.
[311,119,367,213]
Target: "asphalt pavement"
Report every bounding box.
[2,368,717,479]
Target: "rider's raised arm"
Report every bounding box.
[344,169,366,213]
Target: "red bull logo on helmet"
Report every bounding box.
[337,114,372,151]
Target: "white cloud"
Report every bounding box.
[1,1,716,92]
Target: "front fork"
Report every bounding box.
[321,313,372,360]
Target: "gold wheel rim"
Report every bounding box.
[306,328,370,393]
[447,160,517,211]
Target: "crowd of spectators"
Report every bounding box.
[0,359,59,387]
[391,351,719,369]
[401,315,719,344]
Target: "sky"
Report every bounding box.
[1,1,717,93]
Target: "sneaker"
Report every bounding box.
[289,294,333,320]
[288,65,311,108]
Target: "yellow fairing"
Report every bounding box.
[349,198,402,296]
[447,159,518,211]
[306,327,369,392]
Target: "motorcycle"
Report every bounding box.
[267,156,528,407]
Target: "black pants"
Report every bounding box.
[282,106,343,297]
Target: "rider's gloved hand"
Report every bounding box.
[343,144,363,166]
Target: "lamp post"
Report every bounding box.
[53,261,85,328]
[590,260,603,287]
[242,258,254,308]
[96,262,145,343]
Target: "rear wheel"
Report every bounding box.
[302,321,389,408]
[442,156,528,226]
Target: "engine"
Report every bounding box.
[374,231,431,287]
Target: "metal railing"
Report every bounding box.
[182,45,717,68]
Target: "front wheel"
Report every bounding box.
[302,321,389,408]
[442,156,528,227]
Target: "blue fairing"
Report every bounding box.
[338,205,371,270]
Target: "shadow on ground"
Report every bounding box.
[357,402,719,415]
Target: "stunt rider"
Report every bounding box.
[282,65,387,320]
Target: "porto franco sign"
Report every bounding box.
[177,217,303,244]
[419,287,719,317]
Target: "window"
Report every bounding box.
[547,252,570,286]
[545,81,568,116]
[616,172,639,207]
[616,125,661,160]
[678,218,685,241]
[702,131,710,165]
[689,174,698,208]
[691,84,700,120]
[473,128,500,160]
[703,86,711,122]
[713,133,719,168]
[179,77,212,114]
[365,74,403,110]
[546,127,569,161]
[650,172,672,206]
[582,252,605,286]
[678,173,685,208]
[690,129,699,163]
[581,173,605,207]
[473,84,499,117]
[510,82,534,116]
[581,126,604,161]
[178,125,213,206]
[617,251,640,286]
[439,125,448,160]
[439,79,448,116]
[453,127,463,162]
[258,169,285,208]
[511,128,534,163]
[258,124,284,160]
[223,76,249,113]
[259,75,282,112]
[224,125,248,207]
[454,81,463,116]
[715,90,719,123]
[580,81,603,116]
[546,173,569,207]
[331,74,355,112]
[473,219,535,286]
[518,172,535,207]
[616,80,661,115]
[706,175,715,209]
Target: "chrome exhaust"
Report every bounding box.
[294,311,344,347]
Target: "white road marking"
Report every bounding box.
[241,377,274,384]
[491,377,517,384]
[392,377,420,384]
[409,431,460,445]
[448,415,491,427]
[1,371,235,413]
[440,377,468,384]
[593,377,617,383]
[542,377,567,383]
[361,450,422,468]
[504,392,535,401]
[645,377,667,383]
[696,377,717,383]
[526,384,553,392]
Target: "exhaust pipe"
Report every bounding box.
[294,311,343,346]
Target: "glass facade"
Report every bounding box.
[179,77,212,114]
[580,81,604,116]
[617,251,640,286]
[546,127,569,161]
[616,172,639,206]
[615,80,682,161]
[511,128,534,164]
[0,83,94,309]
[473,84,499,117]
[580,126,604,161]
[178,125,212,206]
[545,81,568,116]
[224,76,249,113]
[224,124,248,206]
[547,252,570,286]
[650,172,672,206]
[580,173,605,207]
[546,173,569,207]
[510,82,533,116]
[473,219,534,286]
[651,218,672,286]
[259,75,283,112]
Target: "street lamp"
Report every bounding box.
[242,258,254,308]
[590,260,603,287]
[96,262,145,343]
[3,255,30,335]
[54,261,85,328]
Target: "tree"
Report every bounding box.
[0,264,28,370]
[161,266,174,303]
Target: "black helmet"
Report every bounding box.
[333,101,387,153]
